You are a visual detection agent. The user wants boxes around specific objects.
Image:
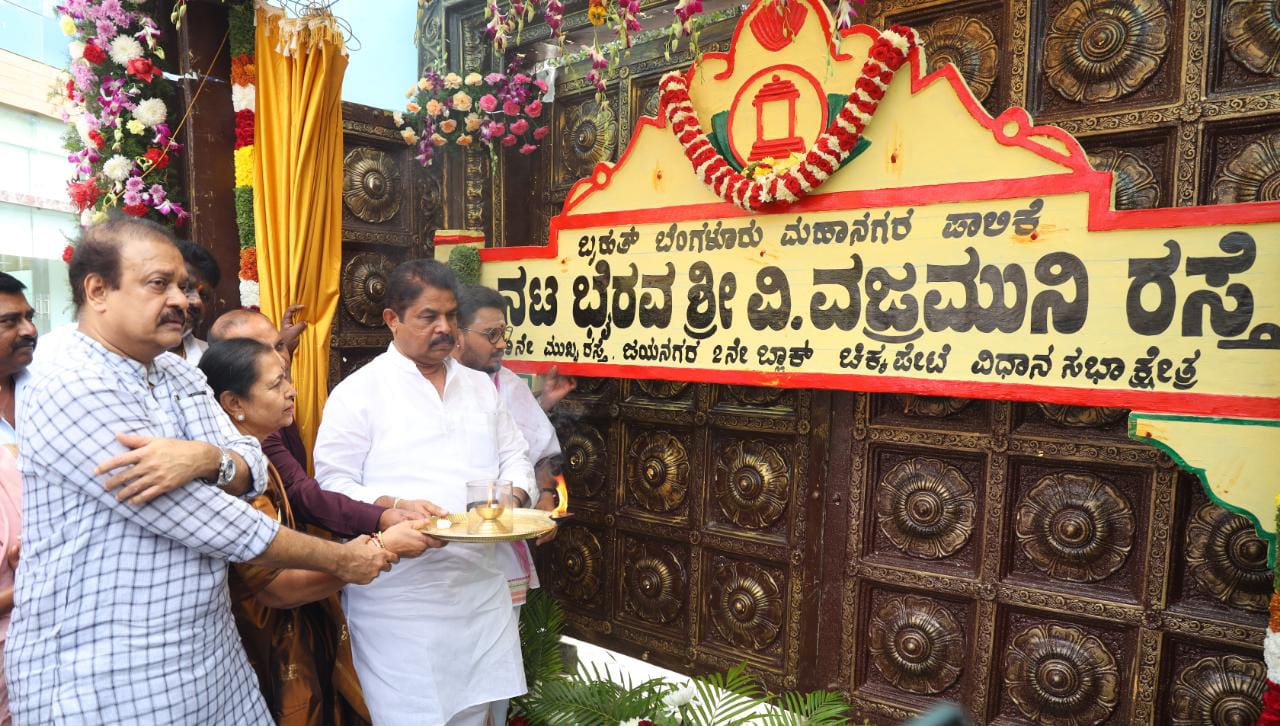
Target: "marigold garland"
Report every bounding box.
[229,1,259,308]
[659,26,917,212]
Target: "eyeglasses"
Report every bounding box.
[463,326,513,345]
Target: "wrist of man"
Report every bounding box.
[198,444,227,485]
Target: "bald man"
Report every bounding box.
[207,309,436,536]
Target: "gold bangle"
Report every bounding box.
[372,532,385,548]
[392,498,401,509]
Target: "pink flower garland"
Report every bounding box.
[659,26,918,212]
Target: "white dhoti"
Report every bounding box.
[315,352,539,725]
[344,543,526,726]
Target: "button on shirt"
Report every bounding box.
[8,331,279,725]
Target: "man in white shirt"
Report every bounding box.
[314,260,535,726]
[453,286,577,614]
[0,272,36,448]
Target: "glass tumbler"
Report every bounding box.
[465,479,514,535]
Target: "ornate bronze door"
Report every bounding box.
[417,0,1280,721]
[331,102,442,388]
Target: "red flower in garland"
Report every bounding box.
[234,109,254,148]
[65,78,76,100]
[142,147,169,170]
[238,247,257,281]
[1261,681,1280,725]
[81,43,106,65]
[126,58,162,83]
[507,718,530,726]
[87,129,105,149]
[62,245,74,263]
[122,203,148,217]
[67,179,100,212]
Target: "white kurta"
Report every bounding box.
[492,366,562,601]
[495,366,561,465]
[313,347,535,725]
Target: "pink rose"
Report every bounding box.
[502,100,521,116]
[478,94,499,113]
[534,79,548,93]
[519,143,537,155]
[533,126,549,140]
[487,122,506,137]
[513,74,531,84]
[524,100,543,118]
[501,134,517,147]
[510,118,529,135]
[483,72,505,85]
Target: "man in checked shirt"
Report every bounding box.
[7,217,398,725]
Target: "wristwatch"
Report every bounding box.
[214,448,236,488]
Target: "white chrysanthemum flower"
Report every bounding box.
[68,41,85,61]
[108,35,144,66]
[662,683,697,710]
[392,111,403,127]
[231,84,255,113]
[132,97,167,128]
[102,155,134,182]
[239,279,260,308]
[1265,630,1280,681]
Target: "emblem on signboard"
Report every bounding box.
[727,67,828,166]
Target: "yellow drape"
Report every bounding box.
[253,3,348,458]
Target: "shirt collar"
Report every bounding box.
[70,329,157,386]
[385,341,458,379]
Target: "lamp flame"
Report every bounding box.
[552,474,569,518]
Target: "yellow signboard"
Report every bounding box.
[486,191,1277,418]
[478,0,1280,547]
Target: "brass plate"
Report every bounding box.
[425,508,557,543]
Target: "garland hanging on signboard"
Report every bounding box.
[1262,502,1280,723]
[659,26,917,212]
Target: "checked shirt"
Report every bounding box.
[8,331,280,725]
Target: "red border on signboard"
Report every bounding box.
[478,5,1280,421]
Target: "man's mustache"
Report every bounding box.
[430,333,455,347]
[158,309,186,327]
[12,336,34,353]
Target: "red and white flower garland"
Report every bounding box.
[1260,498,1280,724]
[659,26,918,212]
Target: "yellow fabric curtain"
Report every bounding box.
[254,3,348,458]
